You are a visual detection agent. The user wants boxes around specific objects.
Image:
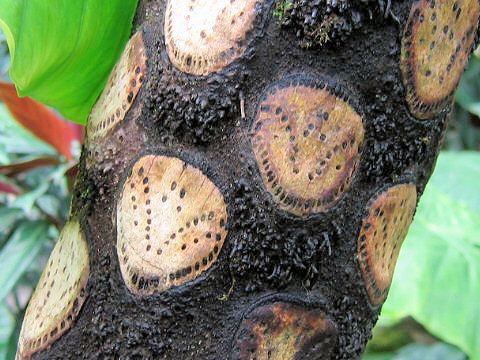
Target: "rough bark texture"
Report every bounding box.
[19,0,480,359]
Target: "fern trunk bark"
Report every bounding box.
[21,0,480,359]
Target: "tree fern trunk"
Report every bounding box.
[16,0,480,359]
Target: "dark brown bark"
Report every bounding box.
[19,0,480,359]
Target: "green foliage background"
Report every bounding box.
[0,0,138,124]
[0,106,68,358]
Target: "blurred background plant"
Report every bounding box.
[0,31,479,360]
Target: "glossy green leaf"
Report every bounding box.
[0,221,49,302]
[381,152,480,360]
[0,1,138,124]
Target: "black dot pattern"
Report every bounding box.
[357,184,417,306]
[252,76,364,216]
[17,221,89,359]
[86,32,146,147]
[401,0,480,119]
[117,155,228,295]
[164,0,260,75]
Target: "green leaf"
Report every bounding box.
[36,194,62,219]
[0,302,15,360]
[0,104,56,159]
[4,307,22,360]
[0,1,138,124]
[11,181,49,214]
[0,221,49,302]
[362,354,394,360]
[381,152,480,360]
[447,105,480,151]
[363,343,466,360]
[456,56,480,117]
[365,320,414,353]
[427,152,480,213]
[10,162,69,214]
[0,207,22,234]
[0,207,23,250]
[394,343,465,360]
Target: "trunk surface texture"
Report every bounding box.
[16,0,480,359]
